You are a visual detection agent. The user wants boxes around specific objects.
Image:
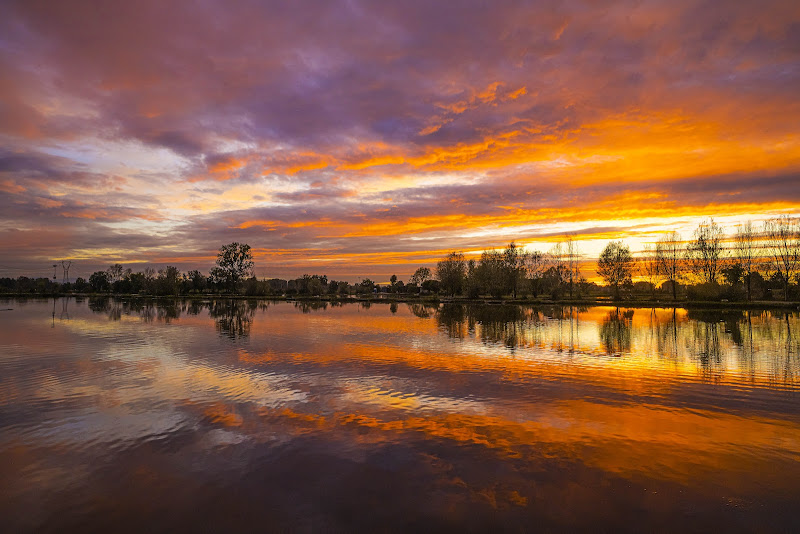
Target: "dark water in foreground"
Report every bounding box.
[1,298,799,532]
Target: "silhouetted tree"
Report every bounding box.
[764,215,800,301]
[409,267,432,286]
[597,241,634,299]
[329,279,349,296]
[524,250,546,297]
[210,242,254,294]
[107,263,124,283]
[357,278,375,295]
[437,252,466,296]
[463,259,481,298]
[89,271,110,292]
[565,237,580,298]
[157,265,181,295]
[477,250,506,297]
[655,231,683,300]
[306,275,326,296]
[722,262,744,287]
[127,271,147,293]
[74,277,89,292]
[143,267,156,294]
[421,279,440,293]
[503,242,528,298]
[640,244,660,299]
[546,242,570,298]
[186,269,207,293]
[735,221,758,302]
[687,218,725,284]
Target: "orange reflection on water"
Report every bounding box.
[249,398,800,495]
[4,299,800,531]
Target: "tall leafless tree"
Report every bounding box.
[735,220,758,302]
[655,231,683,300]
[525,250,546,297]
[687,218,725,284]
[564,237,581,298]
[548,242,568,289]
[764,215,800,301]
[640,244,660,299]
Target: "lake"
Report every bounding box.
[1,298,799,532]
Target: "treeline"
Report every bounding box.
[0,269,404,297]
[0,265,217,296]
[595,216,800,302]
[399,215,797,303]
[0,243,384,297]
[2,217,798,302]
[426,215,800,302]
[0,243,260,297]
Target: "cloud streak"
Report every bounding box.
[1,0,799,279]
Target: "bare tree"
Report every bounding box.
[764,215,800,301]
[107,263,124,283]
[735,220,758,302]
[524,250,546,297]
[564,236,580,298]
[687,218,725,284]
[547,242,569,295]
[640,244,660,299]
[655,231,683,300]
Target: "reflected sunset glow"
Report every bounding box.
[1,299,798,531]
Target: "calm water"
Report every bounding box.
[1,298,799,532]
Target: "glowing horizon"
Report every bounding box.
[1,1,799,283]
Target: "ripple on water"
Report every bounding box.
[1,299,800,532]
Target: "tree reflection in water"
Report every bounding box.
[208,299,257,339]
[294,300,328,314]
[654,308,681,362]
[86,297,183,323]
[11,299,800,532]
[470,305,526,349]
[599,308,634,356]
[685,310,728,374]
[73,299,800,386]
[780,311,799,385]
[436,303,468,339]
[436,304,573,351]
[408,303,437,319]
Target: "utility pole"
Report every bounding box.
[53,264,58,280]
[61,260,72,283]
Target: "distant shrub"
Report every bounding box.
[687,282,722,301]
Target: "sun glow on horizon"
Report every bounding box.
[1,1,799,280]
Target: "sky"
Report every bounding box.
[1,0,799,283]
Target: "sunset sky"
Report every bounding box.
[1,0,799,282]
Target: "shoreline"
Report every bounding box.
[2,292,799,310]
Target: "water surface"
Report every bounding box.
[1,298,799,532]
